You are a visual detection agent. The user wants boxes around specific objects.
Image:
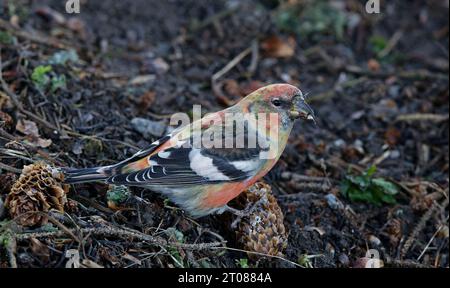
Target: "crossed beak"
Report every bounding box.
[290,99,316,123]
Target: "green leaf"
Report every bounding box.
[31,65,52,90]
[347,175,370,189]
[339,180,351,197]
[340,165,398,206]
[348,188,374,204]
[372,178,399,195]
[49,50,79,65]
[106,185,130,204]
[274,1,347,41]
[380,193,397,204]
[51,74,67,92]
[369,35,388,54]
[0,31,14,45]
[236,258,249,268]
[365,165,377,177]
[165,227,184,243]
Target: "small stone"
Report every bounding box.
[388,85,401,98]
[129,75,156,86]
[131,117,166,138]
[333,139,346,148]
[151,58,170,74]
[368,235,381,246]
[390,150,401,159]
[325,194,343,210]
[338,253,350,267]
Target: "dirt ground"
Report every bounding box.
[0,0,448,268]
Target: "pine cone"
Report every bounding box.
[5,162,68,227]
[236,182,288,259]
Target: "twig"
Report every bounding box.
[248,39,259,75]
[5,237,17,268]
[385,258,433,268]
[416,218,447,261]
[0,18,71,50]
[11,211,82,243]
[401,201,439,258]
[15,225,225,250]
[284,181,331,192]
[396,113,449,123]
[210,246,304,268]
[211,45,253,83]
[0,128,17,142]
[189,6,238,33]
[278,192,317,200]
[0,224,17,268]
[0,162,21,173]
[280,171,331,183]
[378,30,403,58]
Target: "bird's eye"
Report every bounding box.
[272,98,282,107]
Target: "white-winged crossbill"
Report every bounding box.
[63,83,315,217]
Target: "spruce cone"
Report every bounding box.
[236,182,288,258]
[5,162,68,227]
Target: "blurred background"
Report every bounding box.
[0,0,448,268]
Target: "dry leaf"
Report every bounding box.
[15,119,52,148]
[384,127,401,146]
[261,36,296,58]
[16,119,39,136]
[81,259,104,268]
[0,91,13,110]
[30,238,50,263]
[223,79,241,97]
[367,58,381,72]
[138,91,156,112]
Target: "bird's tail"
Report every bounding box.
[61,165,114,184]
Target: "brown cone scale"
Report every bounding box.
[5,162,68,227]
[235,182,288,259]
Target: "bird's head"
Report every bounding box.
[240,83,315,127]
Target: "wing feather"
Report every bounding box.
[107,113,269,187]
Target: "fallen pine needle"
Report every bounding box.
[396,113,449,123]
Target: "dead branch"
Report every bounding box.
[15,225,225,250]
[396,113,449,123]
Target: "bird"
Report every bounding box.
[62,83,315,217]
